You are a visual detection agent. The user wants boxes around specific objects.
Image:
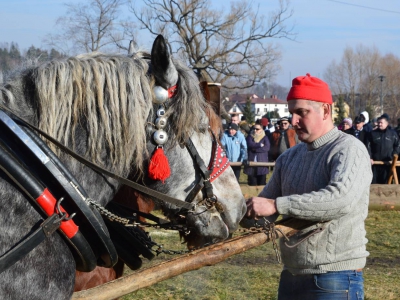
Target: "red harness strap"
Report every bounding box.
[36,188,79,238]
[209,144,230,182]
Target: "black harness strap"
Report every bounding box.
[0,110,118,269]
[184,132,217,202]
[19,125,118,268]
[0,214,61,274]
[0,141,97,273]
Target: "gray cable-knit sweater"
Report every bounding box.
[260,127,372,274]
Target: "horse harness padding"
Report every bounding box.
[0,110,118,273]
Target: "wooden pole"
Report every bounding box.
[387,154,398,184]
[72,218,313,300]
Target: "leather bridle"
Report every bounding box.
[184,130,229,212]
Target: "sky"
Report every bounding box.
[0,0,399,88]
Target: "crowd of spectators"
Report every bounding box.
[221,110,400,185]
[221,114,299,185]
[341,112,400,184]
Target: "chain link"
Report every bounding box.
[86,198,287,260]
[237,218,290,263]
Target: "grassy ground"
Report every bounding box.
[120,171,400,299]
[121,211,400,300]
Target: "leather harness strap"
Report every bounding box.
[0,110,118,270]
[0,140,97,273]
[0,214,61,274]
[184,133,216,202]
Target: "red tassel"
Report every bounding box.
[148,147,171,183]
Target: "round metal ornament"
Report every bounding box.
[153,86,168,104]
[153,129,168,145]
[156,107,166,117]
[155,117,167,129]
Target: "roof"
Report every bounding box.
[229,93,259,102]
[247,98,286,105]
[222,100,244,114]
[228,93,286,105]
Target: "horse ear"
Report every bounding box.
[128,40,137,56]
[151,35,179,89]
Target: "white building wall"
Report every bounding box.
[253,103,289,121]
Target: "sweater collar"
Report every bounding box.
[307,127,339,151]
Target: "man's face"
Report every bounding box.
[378,118,389,130]
[231,115,239,124]
[228,129,237,136]
[343,123,351,131]
[288,99,325,143]
[355,122,364,130]
[280,120,290,130]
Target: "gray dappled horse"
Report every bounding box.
[0,35,246,299]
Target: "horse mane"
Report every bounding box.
[164,58,208,143]
[1,51,208,177]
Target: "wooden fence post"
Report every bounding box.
[387,154,399,184]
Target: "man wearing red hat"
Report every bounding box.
[245,74,371,299]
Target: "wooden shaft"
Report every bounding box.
[72,218,313,300]
[387,154,399,184]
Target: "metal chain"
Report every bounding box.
[262,220,282,264]
[86,198,136,226]
[85,198,193,255]
[237,218,290,264]
[86,198,288,259]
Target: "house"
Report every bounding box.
[223,93,288,123]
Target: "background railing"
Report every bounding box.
[229,154,400,184]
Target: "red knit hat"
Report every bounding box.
[260,117,269,126]
[287,73,332,104]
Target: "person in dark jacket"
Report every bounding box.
[367,114,400,183]
[269,117,299,161]
[345,114,367,146]
[244,123,270,186]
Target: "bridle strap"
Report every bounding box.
[184,130,217,201]
[0,105,194,211]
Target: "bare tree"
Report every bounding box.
[44,0,136,54]
[325,44,400,121]
[129,0,295,89]
[379,53,400,121]
[325,45,379,118]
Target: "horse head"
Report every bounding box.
[137,35,246,247]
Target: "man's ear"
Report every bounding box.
[322,104,331,120]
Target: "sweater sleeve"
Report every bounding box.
[276,145,372,221]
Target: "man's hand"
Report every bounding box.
[246,197,277,218]
[370,159,374,165]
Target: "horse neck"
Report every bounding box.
[111,186,155,221]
